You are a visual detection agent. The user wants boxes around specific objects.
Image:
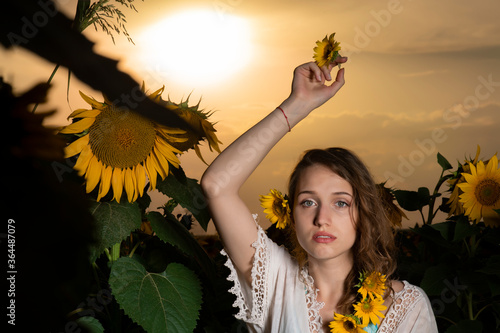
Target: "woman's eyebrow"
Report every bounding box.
[297,190,352,197]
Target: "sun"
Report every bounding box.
[137,9,252,86]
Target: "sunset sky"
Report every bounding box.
[2,0,499,233]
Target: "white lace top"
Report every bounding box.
[221,217,438,333]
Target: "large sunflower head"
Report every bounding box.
[353,296,386,326]
[329,313,365,333]
[458,154,500,227]
[356,271,387,301]
[313,33,341,68]
[60,86,189,203]
[259,189,291,229]
[157,93,222,164]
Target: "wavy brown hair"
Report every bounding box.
[286,148,397,314]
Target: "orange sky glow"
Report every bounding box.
[2,0,499,234]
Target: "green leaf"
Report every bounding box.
[445,319,483,333]
[156,169,211,231]
[394,188,430,212]
[76,316,104,333]
[437,152,453,170]
[109,257,202,333]
[411,224,455,250]
[394,190,421,211]
[89,199,142,262]
[148,211,216,280]
[453,217,479,242]
[431,221,454,241]
[420,265,454,296]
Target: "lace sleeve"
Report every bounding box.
[221,214,269,326]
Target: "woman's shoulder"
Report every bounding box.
[389,279,432,311]
[391,280,405,293]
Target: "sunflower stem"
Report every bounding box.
[104,248,112,262]
[110,242,121,262]
[466,291,474,320]
[435,316,456,326]
[474,304,491,320]
[32,63,60,113]
[426,169,446,225]
[129,241,141,258]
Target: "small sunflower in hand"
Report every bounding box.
[313,33,342,68]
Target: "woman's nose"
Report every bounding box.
[313,204,331,227]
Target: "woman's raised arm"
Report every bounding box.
[200,59,347,282]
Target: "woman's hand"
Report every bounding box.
[282,57,347,118]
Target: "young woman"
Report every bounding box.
[201,59,437,332]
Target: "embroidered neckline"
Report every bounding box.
[299,265,324,333]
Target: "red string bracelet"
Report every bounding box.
[277,106,291,132]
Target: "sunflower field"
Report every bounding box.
[392,148,500,332]
[3,1,500,332]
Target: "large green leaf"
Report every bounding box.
[156,168,211,231]
[89,200,142,262]
[420,264,454,296]
[394,188,429,212]
[148,211,216,280]
[109,257,202,333]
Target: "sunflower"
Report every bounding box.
[446,146,481,217]
[329,313,365,333]
[160,93,222,164]
[458,155,500,227]
[259,189,291,229]
[313,33,341,68]
[377,182,407,228]
[60,86,188,203]
[357,271,387,301]
[353,296,387,326]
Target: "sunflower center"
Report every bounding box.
[272,200,286,217]
[89,107,157,168]
[474,178,500,206]
[343,320,355,331]
[362,301,373,312]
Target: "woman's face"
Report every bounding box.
[293,164,357,266]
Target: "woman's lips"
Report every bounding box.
[313,231,336,243]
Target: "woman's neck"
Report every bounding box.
[307,254,353,309]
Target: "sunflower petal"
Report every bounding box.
[79,91,104,109]
[65,134,89,158]
[145,154,157,191]
[111,168,124,203]
[60,117,96,134]
[486,155,498,174]
[97,165,113,201]
[476,160,486,176]
[73,144,93,177]
[155,138,181,167]
[85,156,102,193]
[152,147,169,179]
[135,163,146,197]
[194,145,208,165]
[124,168,135,203]
[68,109,101,119]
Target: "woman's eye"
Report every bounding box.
[301,199,315,207]
[335,200,350,208]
